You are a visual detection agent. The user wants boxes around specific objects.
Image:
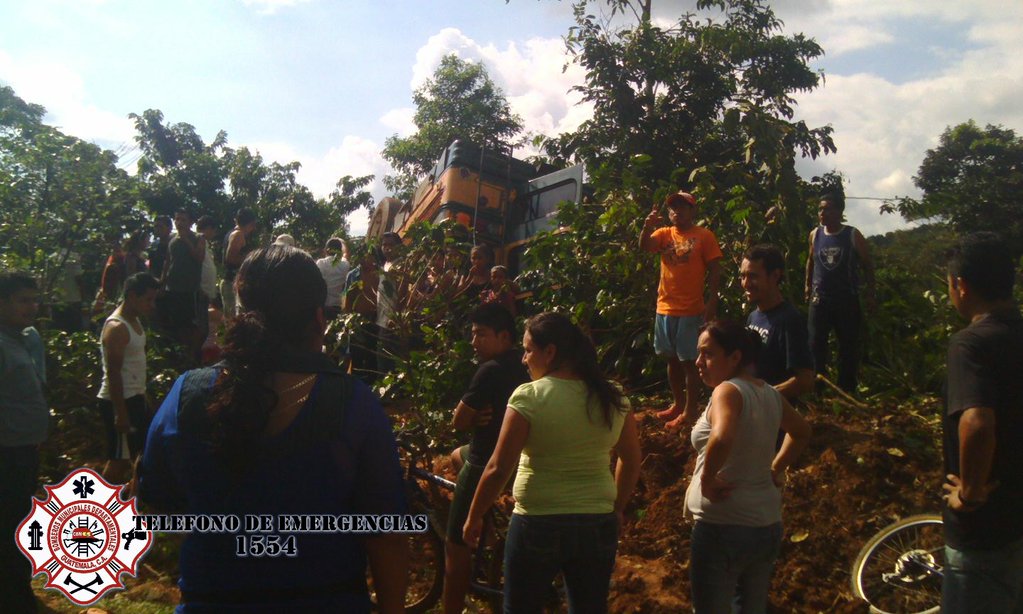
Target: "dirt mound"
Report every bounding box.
[609,400,943,612]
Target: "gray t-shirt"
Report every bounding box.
[686,377,783,526]
[165,234,203,293]
[0,326,49,446]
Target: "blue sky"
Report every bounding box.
[3,0,1022,237]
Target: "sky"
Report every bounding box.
[2,0,1022,238]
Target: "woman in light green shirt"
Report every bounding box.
[463,312,641,613]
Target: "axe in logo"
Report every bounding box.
[64,572,103,595]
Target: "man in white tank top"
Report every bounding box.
[98,272,160,482]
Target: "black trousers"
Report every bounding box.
[0,445,40,613]
[809,297,862,393]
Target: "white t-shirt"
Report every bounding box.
[316,256,350,308]
[53,250,83,302]
[200,250,217,298]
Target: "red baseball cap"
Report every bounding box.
[665,191,697,208]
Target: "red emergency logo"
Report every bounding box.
[16,468,152,606]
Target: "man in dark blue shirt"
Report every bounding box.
[941,232,1023,613]
[804,193,875,393]
[742,244,814,402]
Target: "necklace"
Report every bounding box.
[279,373,316,395]
[271,391,311,416]
[287,392,310,408]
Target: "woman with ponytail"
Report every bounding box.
[685,320,811,614]
[463,311,641,613]
[140,245,408,613]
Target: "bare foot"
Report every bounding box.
[655,406,682,420]
[665,412,691,430]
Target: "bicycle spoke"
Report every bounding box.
[853,516,943,614]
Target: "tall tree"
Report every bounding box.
[519,0,837,377]
[130,109,229,220]
[275,175,375,249]
[889,120,1023,254]
[1,86,142,294]
[223,146,374,248]
[382,54,524,199]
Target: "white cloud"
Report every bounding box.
[379,107,416,137]
[0,50,135,148]
[823,25,894,56]
[239,0,312,16]
[405,29,592,154]
[791,6,1023,236]
[251,136,391,236]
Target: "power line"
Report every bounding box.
[845,196,908,201]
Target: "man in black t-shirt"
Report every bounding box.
[159,209,206,359]
[741,244,814,401]
[443,303,528,614]
[148,215,172,281]
[941,232,1023,613]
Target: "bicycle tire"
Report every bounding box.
[404,517,446,614]
[850,514,943,614]
[369,513,445,613]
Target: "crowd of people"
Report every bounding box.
[0,188,1020,613]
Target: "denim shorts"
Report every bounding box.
[654,314,703,361]
[690,520,783,614]
[943,537,1023,613]
[504,512,618,613]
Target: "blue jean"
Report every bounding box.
[943,538,1023,613]
[504,512,618,614]
[690,521,783,614]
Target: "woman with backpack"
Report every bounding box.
[140,244,408,612]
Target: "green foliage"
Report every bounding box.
[37,325,192,484]
[1,86,145,297]
[133,111,375,247]
[538,0,834,192]
[887,120,1023,255]
[382,222,478,439]
[277,174,375,249]
[862,225,958,398]
[328,221,481,445]
[519,0,835,384]
[519,192,662,380]
[382,55,524,199]
[131,109,230,219]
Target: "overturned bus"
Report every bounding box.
[367,140,584,276]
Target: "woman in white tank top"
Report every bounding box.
[685,320,811,614]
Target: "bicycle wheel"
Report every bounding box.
[850,514,943,614]
[480,511,507,613]
[404,519,445,613]
[369,513,445,613]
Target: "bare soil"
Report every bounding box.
[35,397,944,613]
[609,399,943,613]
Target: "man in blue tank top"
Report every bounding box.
[804,193,875,393]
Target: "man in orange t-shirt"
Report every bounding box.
[639,191,723,428]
